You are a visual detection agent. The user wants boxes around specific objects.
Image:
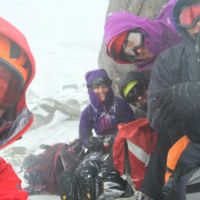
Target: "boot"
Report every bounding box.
[75,157,101,200]
[132,191,154,200]
[97,181,125,200]
[58,168,77,200]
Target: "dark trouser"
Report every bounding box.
[101,149,127,189]
[75,149,126,199]
[141,133,171,200]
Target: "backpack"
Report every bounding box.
[22,139,83,194]
[113,118,158,190]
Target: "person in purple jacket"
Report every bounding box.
[79,68,134,146]
[104,0,181,71]
[76,68,134,200]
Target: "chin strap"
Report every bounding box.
[195,31,200,63]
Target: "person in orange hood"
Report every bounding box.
[0,17,35,200]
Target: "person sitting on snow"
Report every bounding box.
[118,71,149,118]
[60,68,135,200]
[104,0,181,71]
[79,68,135,200]
[133,0,200,199]
[0,17,35,199]
[79,68,134,147]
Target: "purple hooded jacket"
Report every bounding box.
[104,0,181,71]
[79,69,135,146]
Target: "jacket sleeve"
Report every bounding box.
[147,55,172,131]
[119,98,135,123]
[79,106,93,146]
[0,158,28,200]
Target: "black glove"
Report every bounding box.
[158,81,200,130]
[85,137,103,152]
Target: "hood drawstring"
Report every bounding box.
[195,32,200,63]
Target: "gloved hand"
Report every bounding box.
[85,137,103,152]
[158,81,200,130]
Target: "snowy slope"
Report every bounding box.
[0,0,109,199]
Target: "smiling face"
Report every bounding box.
[93,85,109,102]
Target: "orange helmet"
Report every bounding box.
[0,34,29,109]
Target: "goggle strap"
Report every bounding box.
[123,80,138,97]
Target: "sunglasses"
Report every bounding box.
[87,77,112,89]
[179,3,200,28]
[121,31,144,62]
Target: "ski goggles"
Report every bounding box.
[179,3,200,28]
[123,80,145,103]
[87,77,112,89]
[0,58,24,109]
[121,31,144,62]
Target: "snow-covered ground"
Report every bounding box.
[0,0,108,199]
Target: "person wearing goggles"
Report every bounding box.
[0,18,35,200]
[121,31,154,63]
[136,0,200,200]
[119,71,149,118]
[104,0,181,71]
[77,69,134,200]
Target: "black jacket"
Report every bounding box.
[147,31,200,131]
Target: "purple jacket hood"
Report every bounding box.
[104,0,181,70]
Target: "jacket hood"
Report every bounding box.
[104,1,181,70]
[0,18,35,148]
[85,69,111,86]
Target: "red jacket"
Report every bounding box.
[0,158,28,199]
[113,118,158,189]
[0,17,35,199]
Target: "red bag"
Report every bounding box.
[113,118,158,189]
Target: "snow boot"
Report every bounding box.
[132,191,154,200]
[58,168,77,200]
[75,155,101,200]
[97,181,125,200]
